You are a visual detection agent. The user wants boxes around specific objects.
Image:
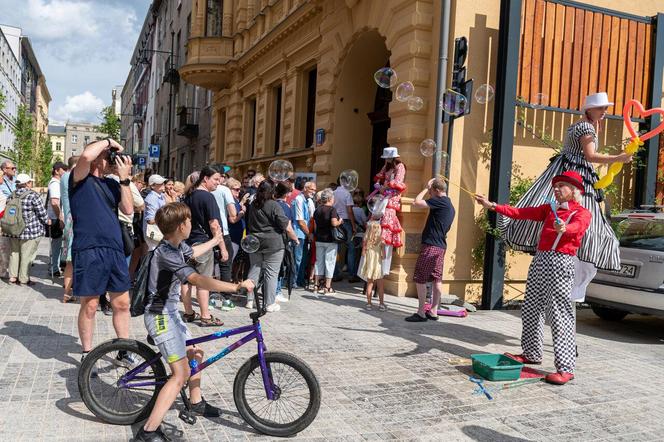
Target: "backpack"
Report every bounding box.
[130,251,153,317]
[0,191,30,237]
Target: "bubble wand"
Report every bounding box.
[438,176,476,198]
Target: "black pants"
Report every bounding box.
[218,235,233,283]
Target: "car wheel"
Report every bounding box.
[590,304,629,321]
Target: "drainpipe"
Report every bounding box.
[432,0,451,177]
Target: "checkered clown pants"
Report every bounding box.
[521,251,576,374]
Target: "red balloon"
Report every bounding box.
[622,99,664,141]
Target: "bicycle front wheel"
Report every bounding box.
[233,352,321,437]
[78,339,167,425]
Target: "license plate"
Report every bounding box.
[612,264,637,278]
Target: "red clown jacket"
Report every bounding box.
[495,201,592,256]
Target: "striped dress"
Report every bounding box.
[497,120,621,271]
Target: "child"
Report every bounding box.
[358,220,386,311]
[137,203,254,442]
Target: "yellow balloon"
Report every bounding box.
[594,173,615,190]
[608,162,623,174]
[594,136,643,190]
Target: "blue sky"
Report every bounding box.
[0,0,151,124]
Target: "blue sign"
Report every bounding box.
[148,144,160,158]
[315,128,325,146]
[136,154,147,167]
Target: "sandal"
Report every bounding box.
[318,287,335,294]
[182,312,201,323]
[199,315,224,327]
[62,293,77,303]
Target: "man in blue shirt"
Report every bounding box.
[144,174,167,250]
[0,160,17,198]
[293,181,317,287]
[70,138,134,364]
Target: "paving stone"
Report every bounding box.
[0,242,663,441]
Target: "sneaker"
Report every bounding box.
[275,294,289,303]
[378,304,388,312]
[115,350,136,367]
[245,300,254,309]
[102,306,113,316]
[135,426,171,442]
[266,303,281,312]
[220,299,236,311]
[190,397,222,417]
[365,304,373,311]
[81,353,98,378]
[51,271,63,278]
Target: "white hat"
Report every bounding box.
[15,174,33,185]
[381,147,400,159]
[581,92,613,112]
[148,174,167,186]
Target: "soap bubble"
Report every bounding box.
[373,67,397,89]
[267,159,293,182]
[339,169,359,192]
[475,84,495,104]
[419,139,436,157]
[441,89,467,116]
[533,93,548,109]
[407,96,424,111]
[367,195,386,215]
[395,81,415,102]
[241,235,260,254]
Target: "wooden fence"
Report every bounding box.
[518,0,653,116]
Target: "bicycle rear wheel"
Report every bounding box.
[78,339,167,425]
[233,352,321,437]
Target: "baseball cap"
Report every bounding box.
[52,161,67,172]
[148,174,167,186]
[15,173,33,185]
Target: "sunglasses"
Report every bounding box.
[5,167,16,170]
[231,187,241,191]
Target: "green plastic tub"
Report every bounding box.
[471,353,524,381]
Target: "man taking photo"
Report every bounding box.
[70,138,134,366]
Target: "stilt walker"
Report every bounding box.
[475,171,591,385]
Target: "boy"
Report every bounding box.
[405,177,456,322]
[137,203,254,442]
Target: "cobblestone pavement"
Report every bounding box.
[0,243,663,441]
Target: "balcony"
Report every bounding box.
[177,107,199,138]
[178,37,234,90]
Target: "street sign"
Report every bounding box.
[136,154,147,167]
[148,144,160,158]
[315,128,325,146]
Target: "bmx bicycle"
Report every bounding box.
[77,284,321,437]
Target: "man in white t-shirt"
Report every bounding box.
[211,166,240,283]
[332,183,358,281]
[47,162,68,277]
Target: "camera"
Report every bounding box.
[108,150,132,163]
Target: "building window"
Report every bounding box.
[179,152,186,179]
[84,136,90,145]
[206,0,222,37]
[55,142,62,151]
[273,84,282,154]
[71,134,78,144]
[305,67,317,148]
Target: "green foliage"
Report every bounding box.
[11,105,36,173]
[35,135,54,186]
[97,106,121,139]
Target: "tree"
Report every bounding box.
[97,105,121,139]
[11,104,36,173]
[35,134,53,186]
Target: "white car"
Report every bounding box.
[585,209,664,321]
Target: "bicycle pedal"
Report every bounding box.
[178,409,197,425]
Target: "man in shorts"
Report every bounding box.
[70,138,134,363]
[137,203,254,442]
[405,177,456,322]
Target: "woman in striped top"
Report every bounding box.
[498,93,632,298]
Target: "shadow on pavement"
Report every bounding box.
[462,425,531,441]
[0,321,80,366]
[301,293,521,359]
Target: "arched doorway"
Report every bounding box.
[331,30,391,192]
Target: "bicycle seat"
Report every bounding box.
[146,334,156,346]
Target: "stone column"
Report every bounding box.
[281,66,300,152]
[222,0,233,37]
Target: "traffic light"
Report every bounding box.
[443,36,473,122]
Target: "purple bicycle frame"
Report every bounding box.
[117,321,276,400]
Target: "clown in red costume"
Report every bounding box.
[373,147,406,249]
[475,171,591,385]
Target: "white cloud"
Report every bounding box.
[52,91,105,123]
[25,0,98,39]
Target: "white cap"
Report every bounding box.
[381,147,400,159]
[148,174,167,186]
[581,92,613,111]
[15,173,33,185]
